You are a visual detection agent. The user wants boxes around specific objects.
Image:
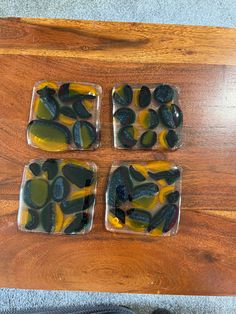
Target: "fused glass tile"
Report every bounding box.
[18,159,97,235]
[105,161,182,236]
[112,84,183,150]
[27,81,101,152]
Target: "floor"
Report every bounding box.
[0,0,235,313]
[0,289,236,314]
[0,0,236,27]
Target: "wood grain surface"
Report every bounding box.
[0,17,235,295]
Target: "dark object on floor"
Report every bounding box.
[152,308,173,314]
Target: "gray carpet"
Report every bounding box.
[1,289,236,314]
[0,0,236,27]
[0,0,235,313]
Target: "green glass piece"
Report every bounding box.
[73,121,97,149]
[64,213,88,234]
[113,108,135,126]
[127,208,151,225]
[51,176,70,202]
[61,197,85,214]
[29,162,41,176]
[118,125,137,148]
[113,84,133,106]
[140,130,157,148]
[42,159,58,180]
[131,182,159,200]
[73,100,92,119]
[23,179,49,209]
[36,99,54,120]
[61,195,94,215]
[62,163,94,188]
[41,203,55,233]
[129,165,145,182]
[27,120,71,152]
[25,209,39,230]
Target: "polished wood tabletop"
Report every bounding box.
[0,18,235,295]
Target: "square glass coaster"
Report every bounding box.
[27,81,102,152]
[105,161,182,236]
[18,159,97,235]
[112,84,183,150]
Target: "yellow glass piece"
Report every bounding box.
[158,179,167,187]
[40,171,48,180]
[159,186,175,204]
[138,109,149,129]
[62,215,75,229]
[159,130,169,150]
[69,185,95,199]
[146,160,172,172]
[125,217,146,232]
[131,163,148,178]
[20,209,29,226]
[133,126,139,140]
[36,81,58,90]
[131,194,159,210]
[108,214,123,229]
[150,226,163,236]
[133,88,140,107]
[166,101,173,107]
[114,85,124,96]
[54,203,64,233]
[83,98,94,110]
[70,83,98,96]
[28,133,68,152]
[25,168,33,180]
[58,114,75,126]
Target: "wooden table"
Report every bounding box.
[0,18,235,295]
